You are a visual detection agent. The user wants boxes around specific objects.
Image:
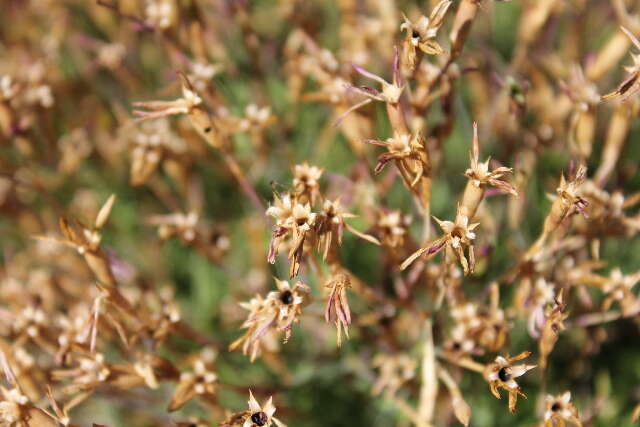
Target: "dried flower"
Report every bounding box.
[603,27,640,101]
[350,61,404,105]
[324,274,352,347]
[402,205,479,274]
[601,268,640,315]
[400,0,452,70]
[375,209,411,249]
[169,351,217,411]
[483,351,536,413]
[230,279,309,360]
[463,123,517,214]
[292,162,324,205]
[365,131,430,188]
[219,391,287,427]
[543,391,582,427]
[35,194,117,285]
[538,293,568,371]
[371,354,416,397]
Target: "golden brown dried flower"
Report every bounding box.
[543,391,582,427]
[324,274,352,347]
[400,0,452,70]
[603,27,640,101]
[241,391,286,427]
[483,351,536,413]
[402,205,479,274]
[371,353,416,397]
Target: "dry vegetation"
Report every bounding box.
[1,0,640,426]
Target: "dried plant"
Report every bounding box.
[2,0,640,426]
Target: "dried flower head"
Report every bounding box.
[601,268,640,315]
[371,353,417,397]
[483,351,536,413]
[375,209,410,249]
[169,350,217,412]
[230,279,309,360]
[365,132,430,188]
[292,162,324,204]
[603,27,640,101]
[324,274,352,347]
[402,205,479,274]
[228,391,286,427]
[543,391,582,427]
[400,0,452,70]
[35,194,117,285]
[133,73,220,148]
[464,123,517,197]
[350,58,404,105]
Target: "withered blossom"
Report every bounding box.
[350,57,404,105]
[364,132,430,189]
[229,294,277,362]
[188,61,222,92]
[461,122,517,219]
[374,209,411,249]
[324,274,352,347]
[603,27,640,101]
[400,0,452,71]
[133,73,220,148]
[267,198,316,278]
[402,205,479,275]
[483,351,536,413]
[169,349,217,411]
[292,162,324,205]
[526,165,589,258]
[230,279,309,360]
[35,194,117,285]
[315,198,380,259]
[240,104,276,133]
[232,390,286,427]
[371,353,417,397]
[538,293,569,371]
[128,118,185,186]
[601,268,640,315]
[543,392,582,427]
[58,128,92,175]
[561,65,600,159]
[147,211,229,262]
[145,0,174,30]
[267,279,310,343]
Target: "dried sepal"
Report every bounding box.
[324,274,352,347]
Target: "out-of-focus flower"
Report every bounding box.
[603,27,640,101]
[169,350,217,411]
[400,0,452,70]
[543,391,582,427]
[371,353,416,397]
[145,0,174,30]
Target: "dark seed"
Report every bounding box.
[251,411,268,426]
[412,30,420,39]
[203,127,212,133]
[551,402,561,412]
[498,367,510,382]
[280,290,294,304]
